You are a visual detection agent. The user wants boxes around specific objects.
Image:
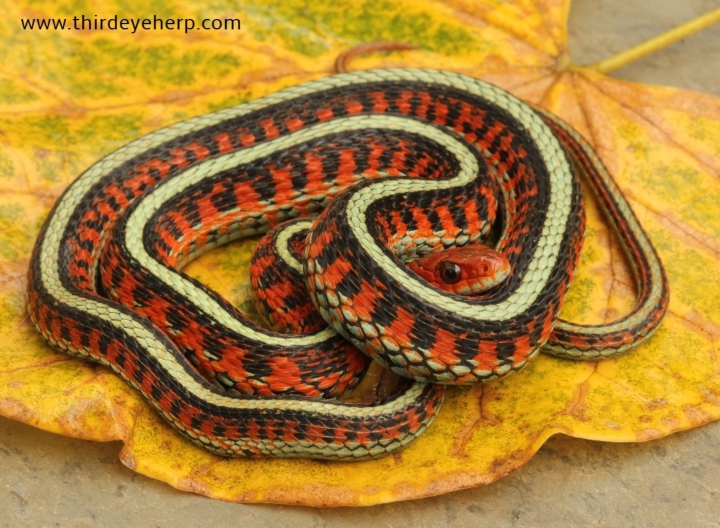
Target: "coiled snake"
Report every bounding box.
[27,69,668,459]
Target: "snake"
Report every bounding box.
[26,69,668,460]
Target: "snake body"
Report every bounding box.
[27,69,668,459]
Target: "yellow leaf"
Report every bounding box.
[0,0,718,507]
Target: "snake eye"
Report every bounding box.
[438,261,462,284]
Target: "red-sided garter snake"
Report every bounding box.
[27,69,668,459]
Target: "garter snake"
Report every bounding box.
[27,69,668,459]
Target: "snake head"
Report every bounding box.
[407,244,510,295]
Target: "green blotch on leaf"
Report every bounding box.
[12,112,142,149]
[560,277,595,321]
[76,113,144,145]
[90,40,242,88]
[688,117,720,154]
[0,203,34,260]
[36,37,242,98]
[0,152,15,180]
[0,111,144,183]
[0,79,40,104]
[0,292,25,328]
[243,0,478,57]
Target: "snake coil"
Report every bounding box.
[27,69,668,459]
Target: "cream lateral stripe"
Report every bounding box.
[38,72,472,414]
[345,111,573,322]
[40,68,566,340]
[543,114,665,335]
[126,116,475,342]
[276,220,314,274]
[46,281,430,415]
[38,69,465,327]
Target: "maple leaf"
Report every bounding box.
[0,0,718,506]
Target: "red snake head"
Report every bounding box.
[407,244,510,295]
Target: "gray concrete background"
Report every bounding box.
[2,0,719,526]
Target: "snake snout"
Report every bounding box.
[407,244,510,295]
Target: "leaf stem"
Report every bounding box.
[585,6,720,74]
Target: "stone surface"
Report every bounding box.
[2,0,719,525]
[568,0,719,96]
